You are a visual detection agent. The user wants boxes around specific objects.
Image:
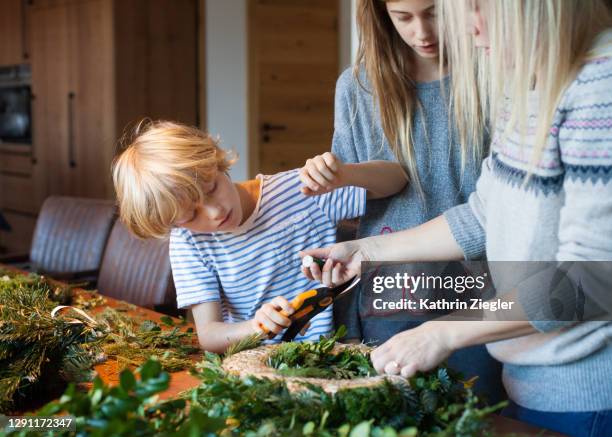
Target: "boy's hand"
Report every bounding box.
[252,296,295,336]
[300,152,344,196]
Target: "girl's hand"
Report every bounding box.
[299,152,344,196]
[370,322,454,378]
[251,296,295,335]
[299,240,369,287]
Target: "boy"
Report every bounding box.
[112,120,407,353]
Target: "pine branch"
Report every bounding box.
[224,333,264,358]
[0,270,104,413]
[95,307,198,372]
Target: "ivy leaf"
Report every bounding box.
[139,358,162,381]
[338,424,351,437]
[414,377,426,389]
[350,421,372,437]
[160,315,175,327]
[120,368,136,392]
[303,421,316,435]
[372,426,398,437]
[398,427,418,437]
[90,388,104,406]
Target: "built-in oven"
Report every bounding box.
[0,64,32,145]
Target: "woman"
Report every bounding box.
[302,0,612,434]
[302,0,504,403]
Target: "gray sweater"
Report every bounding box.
[444,32,612,412]
[332,68,483,240]
[332,68,484,337]
[331,68,507,404]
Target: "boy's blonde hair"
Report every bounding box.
[112,120,235,239]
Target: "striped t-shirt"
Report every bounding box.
[169,169,367,342]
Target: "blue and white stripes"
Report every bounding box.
[169,169,366,342]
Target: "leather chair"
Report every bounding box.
[0,196,117,280]
[96,220,177,313]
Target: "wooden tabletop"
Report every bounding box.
[2,266,563,436]
[84,290,202,400]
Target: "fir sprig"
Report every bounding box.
[267,326,375,379]
[224,332,264,357]
[0,271,105,413]
[96,307,199,372]
[185,350,501,436]
[13,347,501,436]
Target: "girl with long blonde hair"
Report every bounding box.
[300,0,503,404]
[302,0,612,434]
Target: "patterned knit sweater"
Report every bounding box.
[444,30,612,412]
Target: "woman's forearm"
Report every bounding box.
[435,320,536,351]
[363,215,465,262]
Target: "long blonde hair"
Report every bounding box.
[438,0,489,164]
[355,0,482,196]
[441,0,612,170]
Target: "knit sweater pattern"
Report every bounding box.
[444,31,612,411]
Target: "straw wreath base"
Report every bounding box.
[221,343,405,394]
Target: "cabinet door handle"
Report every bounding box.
[68,92,76,168]
[30,93,36,164]
[21,0,31,60]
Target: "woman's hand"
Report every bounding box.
[299,152,344,196]
[251,296,295,335]
[370,322,454,378]
[299,240,372,287]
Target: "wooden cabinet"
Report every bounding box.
[30,0,114,199]
[0,210,36,254]
[28,0,198,201]
[0,0,31,66]
[0,145,37,254]
[0,0,198,254]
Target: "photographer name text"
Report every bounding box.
[372,298,514,312]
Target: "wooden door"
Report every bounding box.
[0,0,30,66]
[249,0,339,176]
[65,0,114,198]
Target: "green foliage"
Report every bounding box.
[0,270,198,413]
[0,272,501,436]
[6,340,502,436]
[95,307,199,372]
[267,327,375,379]
[185,349,501,436]
[224,333,264,358]
[0,271,105,413]
[5,359,225,437]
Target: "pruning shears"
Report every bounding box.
[279,276,361,342]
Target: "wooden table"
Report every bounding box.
[2,267,563,436]
[82,290,202,400]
